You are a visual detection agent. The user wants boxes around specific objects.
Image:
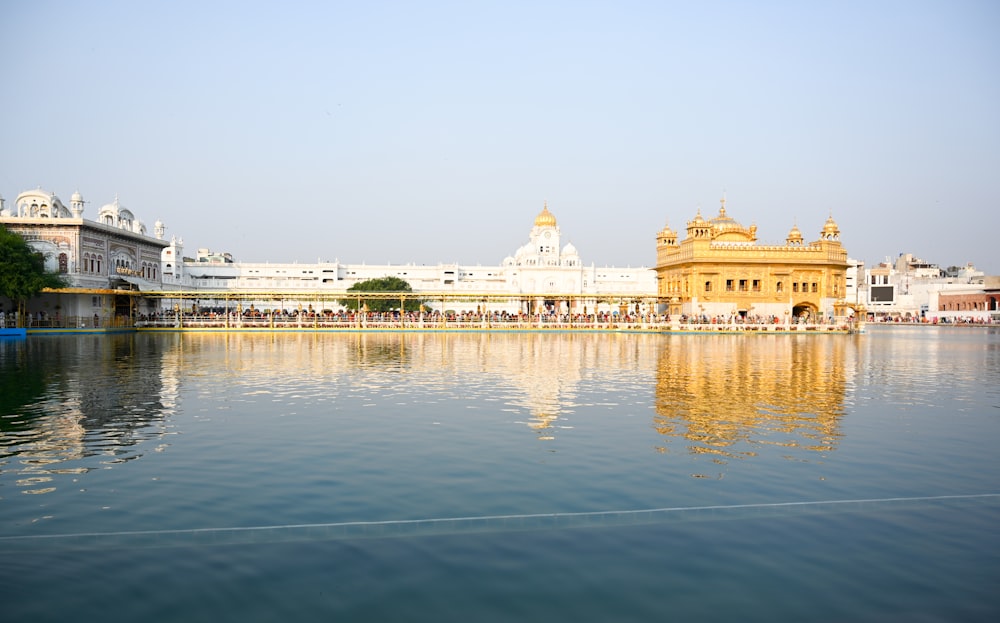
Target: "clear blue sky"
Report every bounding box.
[2,1,997,273]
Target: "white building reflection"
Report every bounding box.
[0,335,179,495]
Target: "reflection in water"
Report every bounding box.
[855,326,1000,410]
[2,328,998,623]
[653,335,857,471]
[176,332,653,441]
[1,332,864,496]
[0,335,178,494]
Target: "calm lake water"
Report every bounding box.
[2,327,998,622]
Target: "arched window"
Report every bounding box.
[58,253,68,273]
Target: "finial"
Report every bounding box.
[720,193,727,215]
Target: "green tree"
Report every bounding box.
[0,225,67,325]
[340,276,423,313]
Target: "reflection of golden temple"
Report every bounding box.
[653,334,855,472]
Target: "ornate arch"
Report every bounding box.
[792,302,817,319]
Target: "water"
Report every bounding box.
[1,327,998,622]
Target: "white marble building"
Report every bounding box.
[171,203,656,314]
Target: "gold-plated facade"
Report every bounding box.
[655,198,851,321]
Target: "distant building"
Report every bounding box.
[863,253,989,321]
[933,278,999,322]
[933,276,1000,322]
[654,198,854,321]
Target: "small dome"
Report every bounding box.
[822,215,840,236]
[562,242,578,256]
[99,194,122,215]
[534,203,557,227]
[786,224,803,243]
[71,190,83,203]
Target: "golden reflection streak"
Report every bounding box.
[653,335,856,465]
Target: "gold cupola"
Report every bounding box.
[787,223,804,245]
[534,202,557,227]
[821,214,840,241]
[657,220,677,246]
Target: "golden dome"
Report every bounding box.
[534,202,557,227]
[822,215,840,235]
[711,197,738,225]
[786,224,803,244]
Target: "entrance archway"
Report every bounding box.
[792,302,816,320]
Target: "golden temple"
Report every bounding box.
[655,197,853,321]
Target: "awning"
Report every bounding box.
[113,275,158,292]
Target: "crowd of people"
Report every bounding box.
[133,307,857,330]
